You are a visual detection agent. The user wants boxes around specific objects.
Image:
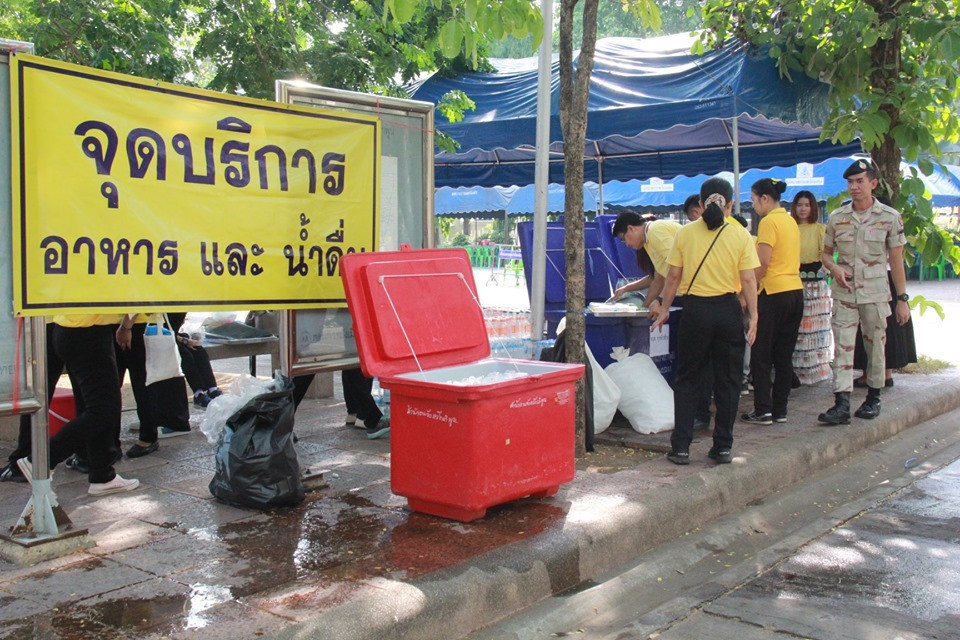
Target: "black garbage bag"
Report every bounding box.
[539,330,595,452]
[209,378,304,509]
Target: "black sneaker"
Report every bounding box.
[65,454,90,474]
[708,448,733,464]
[772,412,787,423]
[366,418,390,440]
[741,411,773,425]
[0,462,27,483]
[666,450,690,465]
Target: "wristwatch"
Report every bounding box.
[896,293,909,302]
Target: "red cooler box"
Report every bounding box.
[341,246,584,522]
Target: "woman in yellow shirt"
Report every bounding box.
[652,177,759,465]
[611,211,682,313]
[612,210,712,429]
[790,191,833,385]
[741,179,803,426]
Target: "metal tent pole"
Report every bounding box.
[530,0,553,341]
[732,115,743,221]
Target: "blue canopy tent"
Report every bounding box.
[434,185,516,218]
[435,182,601,217]
[506,183,600,215]
[947,165,960,191]
[601,173,736,208]
[738,157,960,207]
[408,34,862,189]
[434,159,960,216]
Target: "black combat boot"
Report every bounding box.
[854,387,882,419]
[818,392,851,426]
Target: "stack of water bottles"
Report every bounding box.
[483,308,538,360]
[792,278,834,384]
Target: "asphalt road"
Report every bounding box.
[470,406,960,640]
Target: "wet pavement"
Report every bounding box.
[671,456,960,640]
[0,364,958,639]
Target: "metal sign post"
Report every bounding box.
[0,40,91,565]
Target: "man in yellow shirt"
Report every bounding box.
[741,179,803,425]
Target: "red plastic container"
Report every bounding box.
[48,387,75,436]
[341,246,584,522]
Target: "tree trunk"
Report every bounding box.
[865,0,903,204]
[559,0,598,457]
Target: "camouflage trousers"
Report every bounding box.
[831,298,890,393]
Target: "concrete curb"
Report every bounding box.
[277,376,960,640]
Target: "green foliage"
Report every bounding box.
[699,0,960,272]
[189,0,460,99]
[909,295,945,320]
[5,0,192,83]
[435,216,455,240]
[437,89,476,124]
[448,231,471,246]
[3,0,497,101]
[386,0,544,68]
[552,0,695,51]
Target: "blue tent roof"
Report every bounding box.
[434,185,515,217]
[409,34,861,188]
[505,183,600,215]
[432,159,960,216]
[602,173,735,208]
[739,158,960,207]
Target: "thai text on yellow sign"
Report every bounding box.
[10,54,379,315]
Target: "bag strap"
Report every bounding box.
[686,223,729,296]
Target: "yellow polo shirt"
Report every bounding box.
[644,220,682,277]
[798,222,826,264]
[668,219,760,296]
[52,314,124,328]
[757,208,802,294]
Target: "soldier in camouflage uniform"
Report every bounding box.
[818,159,910,425]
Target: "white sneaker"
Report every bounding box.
[16,457,53,484]
[88,475,140,496]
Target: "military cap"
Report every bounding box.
[842,158,876,178]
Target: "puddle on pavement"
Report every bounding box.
[0,486,569,635]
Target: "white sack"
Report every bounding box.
[605,353,674,434]
[585,343,620,434]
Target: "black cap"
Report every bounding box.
[843,159,874,179]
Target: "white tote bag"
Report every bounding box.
[144,313,183,386]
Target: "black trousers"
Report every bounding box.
[9,324,86,465]
[671,294,744,454]
[166,312,218,393]
[49,324,121,484]
[341,368,382,428]
[115,323,190,443]
[751,289,803,415]
[672,297,712,422]
[178,341,217,393]
[292,370,382,428]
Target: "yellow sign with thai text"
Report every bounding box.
[10,54,379,315]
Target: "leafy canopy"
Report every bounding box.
[699,0,960,283]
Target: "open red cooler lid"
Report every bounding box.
[340,246,490,378]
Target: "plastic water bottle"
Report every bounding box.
[371,378,390,418]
